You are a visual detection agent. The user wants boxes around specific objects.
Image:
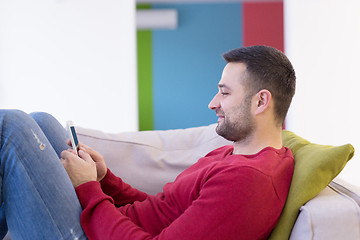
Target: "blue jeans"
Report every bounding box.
[0,110,87,239]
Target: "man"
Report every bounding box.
[0,45,296,239]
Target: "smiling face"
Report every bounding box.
[208,62,256,142]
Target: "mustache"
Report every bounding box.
[215,110,225,116]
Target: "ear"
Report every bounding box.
[254,89,272,115]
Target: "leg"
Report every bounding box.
[0,200,7,239]
[29,112,70,158]
[0,110,86,239]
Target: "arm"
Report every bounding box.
[61,144,147,206]
[75,167,286,240]
[99,169,148,206]
[80,142,148,204]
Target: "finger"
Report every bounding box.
[66,138,72,147]
[82,145,101,159]
[67,139,87,152]
[78,144,92,153]
[68,148,77,155]
[60,157,67,168]
[79,146,87,153]
[79,145,96,157]
[78,142,87,149]
[61,149,77,159]
[78,150,93,163]
[60,149,69,159]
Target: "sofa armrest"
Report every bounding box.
[76,124,230,195]
[290,180,360,240]
[329,178,360,205]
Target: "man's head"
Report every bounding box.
[209,45,296,143]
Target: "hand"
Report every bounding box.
[61,149,97,188]
[67,139,107,181]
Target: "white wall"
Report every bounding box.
[0,0,137,133]
[285,0,360,185]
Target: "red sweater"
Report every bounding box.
[76,145,294,240]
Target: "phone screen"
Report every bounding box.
[67,121,79,155]
[70,125,79,148]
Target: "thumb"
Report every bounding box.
[78,150,93,163]
[81,144,98,156]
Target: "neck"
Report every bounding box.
[232,127,283,155]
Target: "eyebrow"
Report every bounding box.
[218,83,231,90]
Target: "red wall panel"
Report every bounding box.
[243,2,284,52]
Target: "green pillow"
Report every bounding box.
[269,130,355,240]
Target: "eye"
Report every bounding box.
[221,92,229,96]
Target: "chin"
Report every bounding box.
[216,123,254,143]
[216,126,235,142]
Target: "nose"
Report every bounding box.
[208,92,220,110]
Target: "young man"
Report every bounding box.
[0,45,296,239]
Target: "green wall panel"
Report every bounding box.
[137,4,154,131]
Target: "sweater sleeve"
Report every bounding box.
[98,169,148,206]
[75,166,288,240]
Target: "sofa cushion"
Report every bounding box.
[269,131,355,239]
[289,186,360,240]
[76,124,230,195]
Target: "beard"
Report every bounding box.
[215,100,255,143]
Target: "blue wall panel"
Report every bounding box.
[152,3,242,130]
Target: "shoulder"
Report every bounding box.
[204,145,234,157]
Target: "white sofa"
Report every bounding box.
[5,124,358,239]
[75,123,360,240]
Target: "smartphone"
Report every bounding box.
[66,121,80,155]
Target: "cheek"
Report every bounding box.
[222,98,239,112]
[220,98,234,111]
[224,100,250,121]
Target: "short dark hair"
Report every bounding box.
[222,45,296,126]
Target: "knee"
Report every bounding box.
[0,109,30,124]
[30,112,60,126]
[29,112,62,130]
[29,112,56,124]
[0,110,34,135]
